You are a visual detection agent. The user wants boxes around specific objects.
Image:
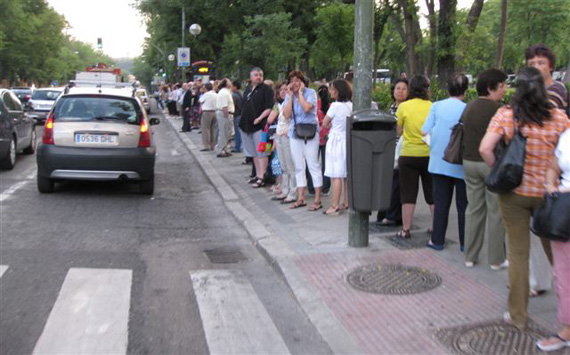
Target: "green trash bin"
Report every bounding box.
[347,109,397,212]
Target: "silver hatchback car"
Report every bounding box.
[36,86,160,194]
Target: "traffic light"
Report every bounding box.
[97,38,102,50]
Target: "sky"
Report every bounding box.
[46,0,148,59]
[46,0,474,59]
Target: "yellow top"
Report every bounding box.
[396,98,432,157]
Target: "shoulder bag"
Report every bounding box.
[531,192,570,241]
[443,116,464,164]
[291,96,317,143]
[485,117,526,193]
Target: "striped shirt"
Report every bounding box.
[547,81,568,111]
[487,106,570,197]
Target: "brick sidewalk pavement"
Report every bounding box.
[166,115,563,354]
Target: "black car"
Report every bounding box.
[0,89,37,169]
[10,87,35,104]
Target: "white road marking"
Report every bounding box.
[0,170,36,203]
[0,265,8,278]
[191,270,290,355]
[171,149,181,156]
[33,268,132,355]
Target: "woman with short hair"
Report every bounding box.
[283,71,323,211]
[479,67,570,330]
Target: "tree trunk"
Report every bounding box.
[437,0,457,88]
[373,0,392,84]
[397,0,417,76]
[495,0,508,69]
[425,0,436,77]
[456,0,485,71]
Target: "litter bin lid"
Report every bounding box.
[350,109,396,123]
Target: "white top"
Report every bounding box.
[199,91,218,111]
[326,101,352,135]
[556,129,570,189]
[216,88,235,113]
[276,102,290,136]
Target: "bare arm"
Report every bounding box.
[283,87,294,119]
[267,109,278,124]
[323,115,332,129]
[397,125,403,137]
[479,132,503,167]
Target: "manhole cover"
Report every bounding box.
[435,320,570,355]
[346,264,442,295]
[203,247,248,264]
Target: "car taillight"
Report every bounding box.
[43,115,54,144]
[138,119,150,147]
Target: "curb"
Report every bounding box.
[165,116,363,354]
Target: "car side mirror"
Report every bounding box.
[149,117,160,126]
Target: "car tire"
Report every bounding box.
[140,178,154,195]
[37,175,54,193]
[23,129,37,155]
[0,136,17,170]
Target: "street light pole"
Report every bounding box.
[348,0,374,247]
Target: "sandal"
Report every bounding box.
[281,198,297,204]
[289,201,307,209]
[529,288,547,297]
[247,177,258,184]
[309,201,323,211]
[252,179,266,188]
[396,229,411,239]
[537,334,570,352]
[271,195,287,201]
[323,206,340,216]
[339,203,349,211]
[427,228,433,234]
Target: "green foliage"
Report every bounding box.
[371,84,393,111]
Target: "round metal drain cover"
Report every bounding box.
[346,264,441,295]
[450,323,548,355]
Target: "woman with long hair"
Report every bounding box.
[479,67,570,330]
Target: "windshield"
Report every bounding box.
[32,90,61,101]
[53,96,142,124]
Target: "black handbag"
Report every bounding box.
[443,117,464,164]
[291,98,317,142]
[485,119,526,193]
[531,192,570,241]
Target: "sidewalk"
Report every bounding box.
[166,116,563,355]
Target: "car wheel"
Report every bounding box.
[0,136,17,170]
[23,129,37,155]
[37,175,54,193]
[140,178,154,195]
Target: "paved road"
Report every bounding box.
[0,108,331,354]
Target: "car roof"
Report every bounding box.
[35,87,65,92]
[64,87,136,98]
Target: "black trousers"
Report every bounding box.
[377,169,402,223]
[307,144,330,194]
[431,173,467,247]
[181,109,191,131]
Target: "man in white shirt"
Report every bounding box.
[198,83,218,151]
[215,78,235,157]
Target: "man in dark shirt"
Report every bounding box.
[181,83,193,132]
[231,81,243,153]
[525,43,568,112]
[238,67,274,187]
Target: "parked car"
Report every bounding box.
[135,88,151,113]
[28,87,65,123]
[36,86,160,194]
[10,87,35,104]
[0,89,37,169]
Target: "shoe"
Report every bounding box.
[247,177,258,184]
[460,245,465,253]
[217,153,231,158]
[426,240,443,251]
[490,260,509,271]
[537,334,570,352]
[396,229,411,239]
[465,261,475,268]
[323,206,340,216]
[200,148,210,151]
[529,288,547,297]
[377,218,397,227]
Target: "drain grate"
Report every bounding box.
[346,264,442,295]
[435,320,570,355]
[203,247,248,264]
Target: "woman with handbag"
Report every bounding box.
[535,128,570,351]
[283,71,323,211]
[479,67,570,330]
[421,74,469,251]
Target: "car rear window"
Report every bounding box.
[32,90,61,101]
[53,96,142,124]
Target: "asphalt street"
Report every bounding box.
[0,106,331,355]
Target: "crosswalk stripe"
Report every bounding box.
[191,270,290,355]
[33,268,132,355]
[0,265,8,278]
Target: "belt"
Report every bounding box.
[202,109,215,112]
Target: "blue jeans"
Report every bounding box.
[233,116,242,152]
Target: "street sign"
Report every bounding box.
[177,47,190,67]
[51,80,58,87]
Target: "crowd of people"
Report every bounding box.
[158,43,569,352]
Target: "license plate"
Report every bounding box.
[75,133,117,144]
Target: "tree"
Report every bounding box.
[424,0,436,77]
[373,0,393,81]
[495,0,507,69]
[436,0,457,87]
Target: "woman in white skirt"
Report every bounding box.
[323,80,353,215]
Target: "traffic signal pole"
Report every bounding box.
[348,0,374,247]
